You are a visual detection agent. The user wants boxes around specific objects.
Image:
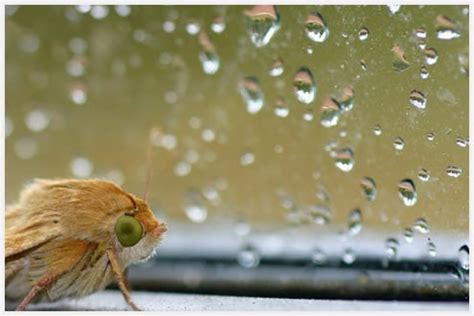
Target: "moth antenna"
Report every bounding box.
[143,127,162,202]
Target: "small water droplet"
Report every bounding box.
[424,48,439,65]
[347,209,362,236]
[238,243,260,268]
[201,128,216,142]
[387,4,401,15]
[186,20,201,35]
[415,27,427,39]
[417,39,427,50]
[90,5,109,20]
[198,32,219,75]
[244,5,280,48]
[456,137,468,148]
[361,177,377,201]
[418,168,430,182]
[385,237,400,260]
[458,245,469,270]
[427,239,437,257]
[70,83,87,105]
[240,151,255,166]
[274,96,289,118]
[420,66,430,79]
[174,160,192,177]
[309,204,331,225]
[320,96,341,128]
[373,125,382,136]
[338,85,354,112]
[334,148,354,172]
[14,138,38,160]
[398,179,417,206]
[413,218,429,234]
[392,45,410,72]
[312,248,327,265]
[211,16,226,33]
[446,165,462,178]
[303,109,314,121]
[360,59,368,71]
[403,227,414,243]
[184,188,207,223]
[358,27,369,41]
[427,132,435,141]
[436,15,460,40]
[269,57,284,77]
[114,5,131,17]
[305,12,329,43]
[393,137,405,150]
[342,248,356,265]
[162,20,176,33]
[409,89,427,109]
[71,157,93,178]
[293,67,316,104]
[25,109,50,133]
[239,77,264,114]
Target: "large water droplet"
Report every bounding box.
[392,45,410,72]
[361,177,377,201]
[435,15,460,40]
[238,243,260,268]
[413,218,429,234]
[293,67,316,104]
[358,27,369,41]
[458,245,469,270]
[398,179,417,206]
[244,5,280,48]
[320,96,341,128]
[305,12,329,43]
[239,77,264,114]
[334,148,354,172]
[446,165,462,178]
[424,48,439,65]
[409,89,427,109]
[184,188,208,223]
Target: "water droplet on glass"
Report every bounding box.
[418,168,430,182]
[435,15,460,40]
[71,157,93,178]
[342,248,356,265]
[420,66,429,79]
[361,177,377,201]
[456,137,468,148]
[424,48,439,65]
[415,27,427,39]
[239,77,264,114]
[392,45,410,72]
[238,243,260,268]
[305,12,329,43]
[312,248,327,265]
[338,85,354,112]
[334,148,354,172]
[387,4,401,15]
[174,160,192,177]
[240,151,255,166]
[309,204,331,225]
[360,59,368,71]
[428,240,437,257]
[66,56,86,77]
[413,218,429,234]
[114,5,131,17]
[90,5,109,20]
[269,58,284,77]
[358,27,369,41]
[385,238,400,260]
[244,5,280,48]
[211,16,226,33]
[14,137,38,160]
[446,165,462,178]
[274,96,289,118]
[186,20,201,35]
[306,46,314,55]
[184,188,208,223]
[320,96,341,128]
[393,136,405,150]
[69,37,88,55]
[25,109,50,133]
[403,227,414,243]
[398,179,417,206]
[201,128,216,142]
[427,132,435,141]
[303,109,314,121]
[198,32,220,75]
[409,89,427,109]
[163,20,176,33]
[293,67,316,104]
[458,245,469,270]
[347,209,362,236]
[70,83,87,105]
[373,125,382,136]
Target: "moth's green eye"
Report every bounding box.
[115,215,143,247]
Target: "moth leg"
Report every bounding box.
[106,249,142,311]
[16,274,55,311]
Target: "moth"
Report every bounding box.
[5,129,167,311]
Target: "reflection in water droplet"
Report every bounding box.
[428,240,437,257]
[240,151,255,166]
[244,5,280,48]
[458,245,469,270]
[269,58,284,77]
[393,136,405,150]
[274,96,289,118]
[398,179,417,206]
[436,15,460,40]
[415,27,427,39]
[305,12,329,43]
[334,148,354,172]
[420,66,429,79]
[25,109,50,133]
[211,16,226,33]
[424,48,439,65]
[320,96,341,128]
[373,125,382,136]
[338,85,354,112]
[184,188,208,223]
[414,218,429,234]
[361,177,377,201]
[385,238,400,260]
[71,157,93,178]
[446,165,462,178]
[312,248,327,265]
[15,137,38,160]
[198,32,220,75]
[347,209,362,236]
[342,248,356,265]
[238,243,260,268]
[418,168,430,182]
[293,67,316,104]
[358,27,369,41]
[392,45,410,72]
[303,109,314,121]
[403,227,414,243]
[409,89,427,109]
[239,77,264,114]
